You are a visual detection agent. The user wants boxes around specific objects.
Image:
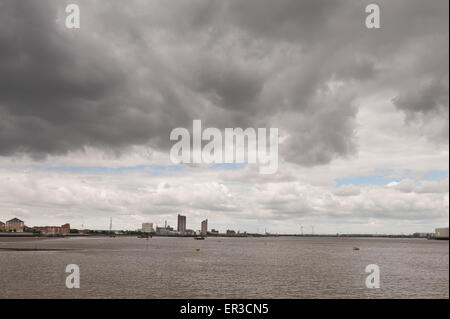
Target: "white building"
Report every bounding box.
[142,223,154,233]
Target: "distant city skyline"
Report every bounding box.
[2,214,448,236]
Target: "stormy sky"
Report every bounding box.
[0,0,448,233]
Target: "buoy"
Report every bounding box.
[196,248,200,251]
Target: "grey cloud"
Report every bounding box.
[0,0,125,156]
[390,178,449,194]
[333,185,360,197]
[0,0,448,166]
[226,0,346,45]
[391,179,416,193]
[416,179,449,194]
[393,80,448,117]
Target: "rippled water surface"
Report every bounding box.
[0,236,448,298]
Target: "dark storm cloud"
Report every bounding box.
[393,80,448,117]
[0,0,124,156]
[0,0,448,164]
[0,0,197,157]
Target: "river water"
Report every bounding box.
[0,236,448,298]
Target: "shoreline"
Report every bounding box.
[0,236,59,243]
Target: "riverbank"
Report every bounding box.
[0,236,57,243]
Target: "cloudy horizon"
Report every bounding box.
[0,0,448,234]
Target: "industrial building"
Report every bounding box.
[156,221,175,235]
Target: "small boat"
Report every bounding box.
[194,236,205,240]
[353,247,360,251]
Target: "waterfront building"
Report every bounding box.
[33,223,70,235]
[186,229,195,236]
[201,219,208,236]
[435,227,449,240]
[6,218,24,232]
[0,221,5,231]
[156,225,175,235]
[177,214,186,233]
[209,229,219,236]
[413,232,431,238]
[142,222,154,233]
[226,230,236,237]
